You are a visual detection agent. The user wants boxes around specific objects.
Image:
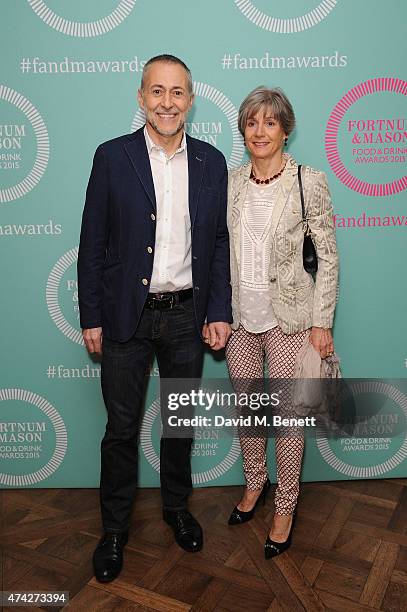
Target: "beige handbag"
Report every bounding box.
[292,338,342,422]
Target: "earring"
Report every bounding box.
[284,137,288,146]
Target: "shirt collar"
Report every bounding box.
[144,125,187,158]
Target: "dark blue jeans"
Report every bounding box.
[100,295,204,533]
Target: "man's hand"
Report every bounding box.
[202,322,232,351]
[310,327,334,359]
[83,327,103,355]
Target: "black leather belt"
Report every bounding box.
[145,288,193,310]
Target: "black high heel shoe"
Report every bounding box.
[228,478,271,525]
[264,512,296,559]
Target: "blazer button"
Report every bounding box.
[270,277,276,282]
[151,213,156,221]
[147,246,153,253]
[142,278,149,286]
[194,286,200,291]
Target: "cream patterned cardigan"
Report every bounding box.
[227,155,339,334]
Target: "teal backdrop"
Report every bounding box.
[1,0,407,488]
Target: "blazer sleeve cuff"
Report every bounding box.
[311,313,334,329]
[206,310,233,324]
[80,317,102,330]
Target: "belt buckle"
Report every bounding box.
[153,292,175,309]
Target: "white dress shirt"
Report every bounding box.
[144,127,192,292]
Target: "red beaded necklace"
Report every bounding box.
[250,160,286,185]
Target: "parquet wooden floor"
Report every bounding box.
[1,479,407,611]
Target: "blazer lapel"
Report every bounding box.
[124,128,156,211]
[269,154,298,236]
[187,136,205,228]
[232,162,251,268]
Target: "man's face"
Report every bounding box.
[138,61,194,138]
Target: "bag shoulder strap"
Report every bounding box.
[297,164,306,221]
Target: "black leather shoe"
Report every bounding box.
[228,478,271,525]
[163,509,203,552]
[93,531,128,583]
[264,512,296,560]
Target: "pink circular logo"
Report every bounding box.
[325,78,407,196]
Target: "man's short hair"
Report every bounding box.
[141,54,193,95]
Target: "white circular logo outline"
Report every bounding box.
[140,396,242,485]
[234,0,338,33]
[0,388,67,486]
[132,81,245,169]
[27,0,137,37]
[0,85,49,203]
[317,381,407,477]
[46,246,83,345]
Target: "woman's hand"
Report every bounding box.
[310,327,334,359]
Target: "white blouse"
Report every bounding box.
[239,179,280,333]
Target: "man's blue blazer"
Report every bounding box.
[77,127,232,342]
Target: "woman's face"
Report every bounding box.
[244,106,287,162]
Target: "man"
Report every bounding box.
[78,54,232,583]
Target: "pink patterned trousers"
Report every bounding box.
[226,325,309,514]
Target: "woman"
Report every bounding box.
[225,86,338,558]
